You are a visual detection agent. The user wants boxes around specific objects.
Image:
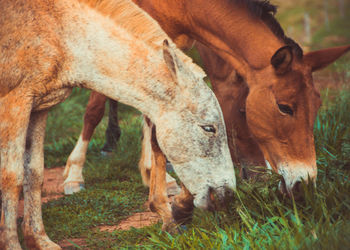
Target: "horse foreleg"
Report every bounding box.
[147,121,177,232]
[138,117,180,195]
[143,119,193,228]
[138,117,153,186]
[0,92,31,250]
[63,91,107,194]
[171,183,194,226]
[22,110,60,249]
[101,98,121,155]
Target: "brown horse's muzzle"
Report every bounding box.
[278,162,317,198]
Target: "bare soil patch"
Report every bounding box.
[57,208,159,249]
[57,210,159,249]
[14,167,159,248]
[98,211,160,232]
[59,238,87,249]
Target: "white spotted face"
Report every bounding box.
[59,5,235,208]
[154,43,236,209]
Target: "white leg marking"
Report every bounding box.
[63,134,89,194]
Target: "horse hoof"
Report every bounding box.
[24,235,61,250]
[171,200,194,226]
[64,182,85,195]
[100,150,113,157]
[0,228,22,250]
[161,221,180,234]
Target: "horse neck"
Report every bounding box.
[133,0,186,37]
[59,1,177,122]
[136,0,284,76]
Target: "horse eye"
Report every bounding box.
[278,104,294,116]
[201,125,216,133]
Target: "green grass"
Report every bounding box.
[31,85,350,249]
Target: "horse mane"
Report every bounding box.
[78,0,206,78]
[231,0,303,59]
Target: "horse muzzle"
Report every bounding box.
[193,183,234,211]
[278,162,317,198]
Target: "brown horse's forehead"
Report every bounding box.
[271,67,320,104]
[271,70,304,100]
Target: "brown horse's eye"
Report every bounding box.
[278,104,294,116]
[201,125,216,133]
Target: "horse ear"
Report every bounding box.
[304,45,350,72]
[163,39,177,79]
[271,46,293,75]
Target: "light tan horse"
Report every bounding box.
[0,0,236,248]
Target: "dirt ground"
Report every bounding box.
[97,210,160,231]
[14,166,159,248]
[58,209,159,249]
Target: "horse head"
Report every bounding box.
[246,45,350,197]
[154,40,236,209]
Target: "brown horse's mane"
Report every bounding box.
[231,0,303,58]
[78,0,205,78]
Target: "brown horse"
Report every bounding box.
[64,0,350,196]
[0,0,237,248]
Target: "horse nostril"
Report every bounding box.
[208,186,233,211]
[209,187,215,203]
[207,187,217,211]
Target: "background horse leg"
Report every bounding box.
[147,122,177,232]
[138,116,180,195]
[0,91,31,250]
[171,183,194,226]
[138,118,152,187]
[100,98,121,155]
[63,91,107,194]
[22,110,60,249]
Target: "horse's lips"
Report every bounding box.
[192,189,211,210]
[277,162,317,197]
[191,185,228,211]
